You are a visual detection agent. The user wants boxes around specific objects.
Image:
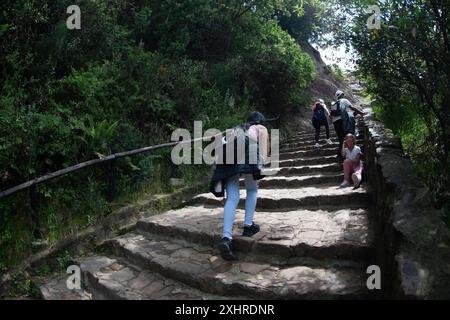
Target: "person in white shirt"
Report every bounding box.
[340,133,363,188]
[331,90,364,162]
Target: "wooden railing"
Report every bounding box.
[0,136,210,200]
[0,116,279,237]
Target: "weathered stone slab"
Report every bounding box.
[191,186,370,209]
[137,205,373,260]
[283,137,363,148]
[280,148,337,160]
[76,256,235,300]
[255,173,343,188]
[109,234,370,299]
[38,275,92,300]
[284,134,335,144]
[281,144,339,153]
[264,163,342,177]
[276,156,338,167]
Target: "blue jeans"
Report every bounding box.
[223,174,258,240]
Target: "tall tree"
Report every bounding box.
[321,0,450,210]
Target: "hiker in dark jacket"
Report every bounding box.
[311,99,333,148]
[210,111,269,261]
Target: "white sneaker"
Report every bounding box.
[352,173,360,188]
[326,139,333,145]
[340,180,351,188]
[314,143,320,148]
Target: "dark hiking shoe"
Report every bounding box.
[217,237,237,261]
[242,223,260,237]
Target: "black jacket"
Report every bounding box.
[209,127,265,197]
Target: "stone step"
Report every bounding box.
[262,162,343,177]
[75,255,236,300]
[292,131,364,138]
[292,130,364,140]
[136,205,374,261]
[280,138,364,151]
[284,136,336,144]
[281,143,339,153]
[108,233,370,299]
[38,275,93,300]
[280,148,337,160]
[276,156,337,168]
[284,132,339,141]
[288,134,363,141]
[292,132,328,140]
[190,185,370,209]
[256,173,343,187]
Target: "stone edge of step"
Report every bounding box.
[189,185,371,210]
[106,233,371,300]
[74,255,241,300]
[135,206,374,262]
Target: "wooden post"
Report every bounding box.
[108,158,117,201]
[29,185,41,239]
[170,160,179,179]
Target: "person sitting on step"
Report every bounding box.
[311,98,333,148]
[340,133,363,189]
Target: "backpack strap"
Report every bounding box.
[331,100,342,117]
[247,124,261,142]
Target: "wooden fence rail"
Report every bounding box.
[0,116,279,238]
[0,115,280,200]
[0,133,219,199]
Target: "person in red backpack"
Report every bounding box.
[311,99,333,148]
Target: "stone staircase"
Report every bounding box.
[39,124,375,300]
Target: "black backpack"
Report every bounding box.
[341,108,356,134]
[331,100,343,118]
[217,125,261,167]
[333,99,355,134]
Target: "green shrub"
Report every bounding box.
[0,0,320,269]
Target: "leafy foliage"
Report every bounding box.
[0,0,319,268]
[322,0,450,222]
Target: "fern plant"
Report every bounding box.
[79,115,118,158]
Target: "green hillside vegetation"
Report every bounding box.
[0,0,321,270]
[321,0,450,225]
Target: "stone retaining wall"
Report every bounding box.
[361,111,450,299]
